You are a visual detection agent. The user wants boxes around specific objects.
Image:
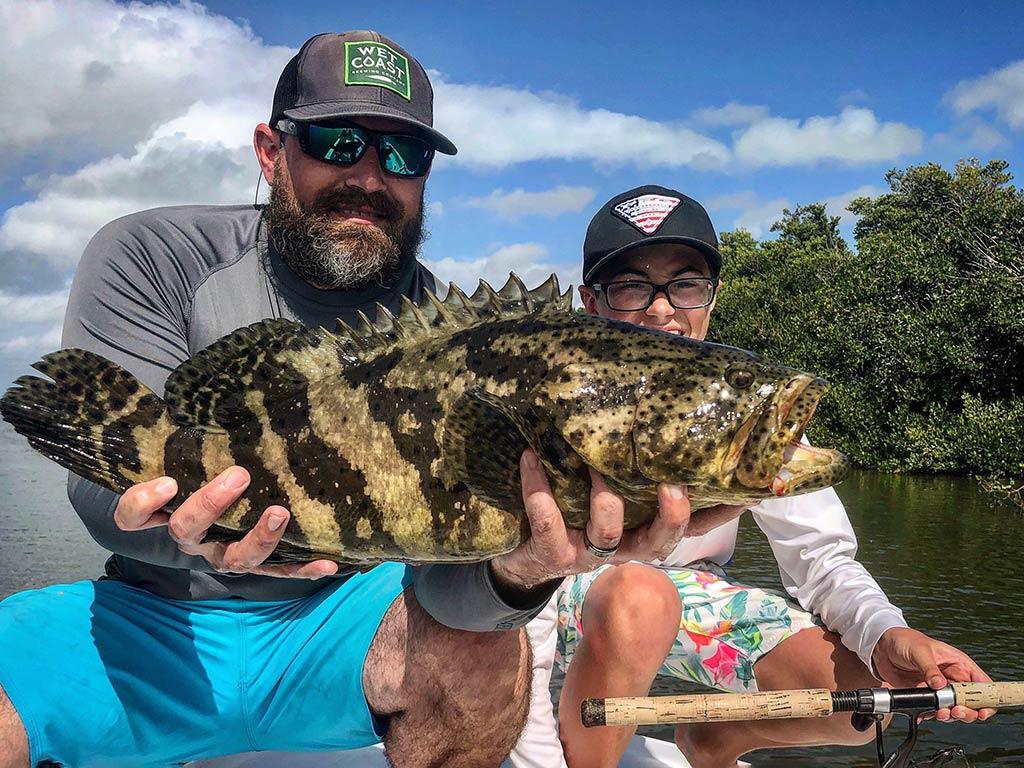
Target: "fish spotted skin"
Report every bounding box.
[0,274,849,567]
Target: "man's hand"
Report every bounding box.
[873,626,995,723]
[489,449,690,595]
[114,467,338,579]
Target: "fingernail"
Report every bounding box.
[668,484,685,500]
[523,449,540,469]
[221,468,248,491]
[929,676,945,688]
[154,477,176,495]
[267,510,287,531]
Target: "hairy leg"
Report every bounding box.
[559,564,683,768]
[675,626,881,768]
[364,589,532,768]
[0,684,29,768]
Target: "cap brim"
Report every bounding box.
[584,236,722,283]
[282,102,457,155]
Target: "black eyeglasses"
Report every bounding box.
[589,277,717,312]
[275,119,435,178]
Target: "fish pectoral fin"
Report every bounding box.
[441,387,592,528]
[440,387,533,514]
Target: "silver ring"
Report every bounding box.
[584,530,620,559]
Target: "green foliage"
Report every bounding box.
[708,159,1024,491]
[977,477,1024,512]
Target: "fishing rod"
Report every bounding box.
[582,682,1024,768]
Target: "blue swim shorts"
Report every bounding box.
[0,563,410,768]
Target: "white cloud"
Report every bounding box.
[0,0,291,168]
[0,326,63,354]
[0,1,277,274]
[149,98,265,147]
[424,243,577,298]
[0,112,257,270]
[836,89,869,109]
[433,79,732,171]
[733,107,924,168]
[465,186,596,221]
[967,123,1009,151]
[821,184,885,222]
[706,192,792,239]
[707,184,885,240]
[946,59,1024,129]
[691,102,770,127]
[932,117,1010,156]
[0,290,68,325]
[0,290,67,381]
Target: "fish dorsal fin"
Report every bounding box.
[163,318,360,431]
[334,273,571,355]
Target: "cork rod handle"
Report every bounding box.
[582,689,835,728]
[952,682,1024,709]
[582,682,1024,728]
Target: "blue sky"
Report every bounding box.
[1,0,1022,386]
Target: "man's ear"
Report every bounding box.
[253,123,282,185]
[578,285,600,316]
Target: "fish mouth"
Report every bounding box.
[730,375,849,495]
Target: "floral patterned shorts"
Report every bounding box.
[555,562,822,692]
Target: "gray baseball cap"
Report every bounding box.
[271,31,457,155]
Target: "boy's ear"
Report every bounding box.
[578,285,600,315]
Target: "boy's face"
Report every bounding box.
[578,244,718,341]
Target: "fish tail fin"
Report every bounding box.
[1,349,170,493]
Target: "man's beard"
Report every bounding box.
[263,157,425,291]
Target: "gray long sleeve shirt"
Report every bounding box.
[63,204,552,630]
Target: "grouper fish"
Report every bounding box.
[0,274,849,566]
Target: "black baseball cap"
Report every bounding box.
[583,185,722,283]
[271,31,457,155]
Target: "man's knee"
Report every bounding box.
[368,592,533,763]
[398,627,532,765]
[0,683,30,768]
[582,564,681,652]
[445,628,532,727]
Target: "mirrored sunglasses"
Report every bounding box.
[276,119,434,178]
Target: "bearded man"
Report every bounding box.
[0,31,693,768]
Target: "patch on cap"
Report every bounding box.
[344,41,412,100]
[612,194,681,235]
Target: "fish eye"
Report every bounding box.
[726,367,755,389]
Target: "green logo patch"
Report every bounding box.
[344,42,412,100]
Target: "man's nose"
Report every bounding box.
[343,147,387,193]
